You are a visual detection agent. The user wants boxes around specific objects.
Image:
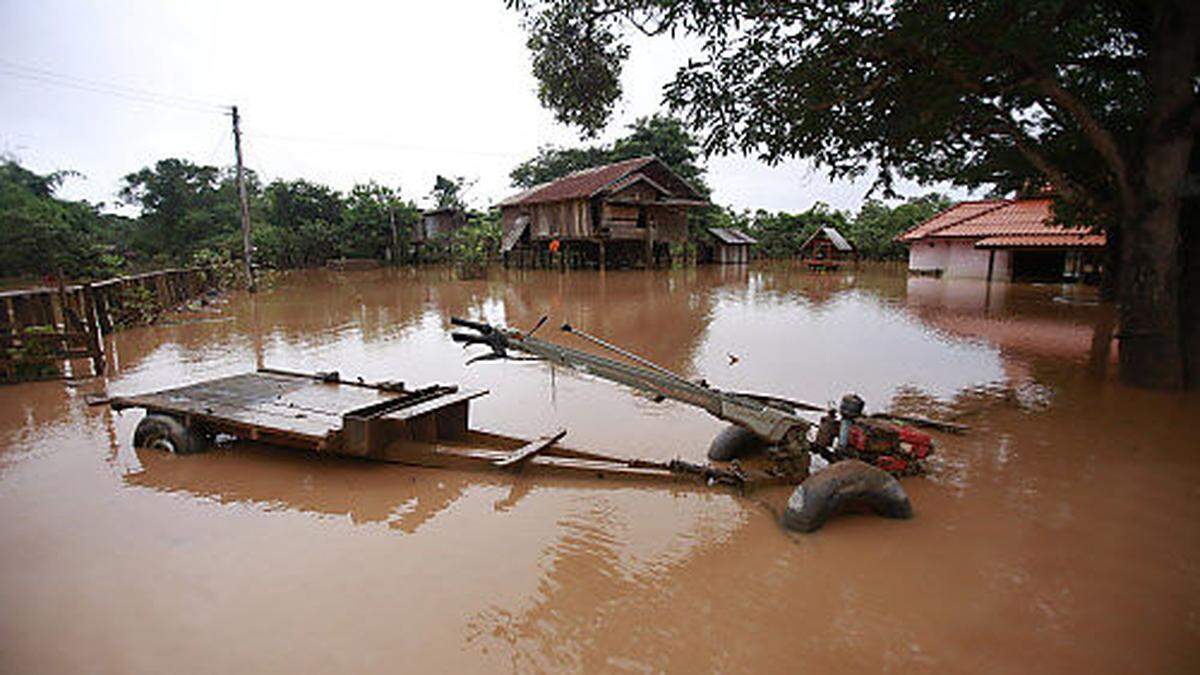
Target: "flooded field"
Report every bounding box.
[1,263,1197,673]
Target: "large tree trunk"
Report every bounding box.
[1114,0,1197,390]
[1117,198,1184,389]
[1181,179,1199,389]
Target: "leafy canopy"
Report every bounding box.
[509,0,1196,232]
[510,114,710,196]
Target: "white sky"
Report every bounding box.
[0,0,969,215]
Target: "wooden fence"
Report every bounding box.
[0,267,216,383]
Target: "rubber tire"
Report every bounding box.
[782,459,912,533]
[133,414,207,454]
[707,424,768,461]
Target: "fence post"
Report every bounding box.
[82,283,105,376]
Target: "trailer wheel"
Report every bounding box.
[782,460,912,533]
[133,414,207,454]
[707,424,768,461]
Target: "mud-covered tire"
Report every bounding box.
[782,459,912,533]
[133,414,207,454]
[707,424,768,461]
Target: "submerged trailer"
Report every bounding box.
[107,368,749,485]
[106,316,959,532]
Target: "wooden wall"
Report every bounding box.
[0,267,216,382]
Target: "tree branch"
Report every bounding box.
[1028,71,1134,214]
[990,112,1087,204]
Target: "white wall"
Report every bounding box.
[909,240,949,272]
[908,240,1010,280]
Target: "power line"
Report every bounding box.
[0,57,226,114]
[247,129,527,159]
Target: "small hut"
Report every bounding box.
[799,227,857,269]
[705,227,757,264]
[498,156,708,269]
[413,208,468,260]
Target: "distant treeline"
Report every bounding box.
[721,195,953,261]
[1,114,952,282]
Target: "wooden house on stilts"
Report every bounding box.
[498,157,708,269]
[798,227,858,270]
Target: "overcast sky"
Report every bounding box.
[1,1,969,215]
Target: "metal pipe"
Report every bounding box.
[560,323,687,382]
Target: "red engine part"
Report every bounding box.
[873,455,910,473]
[898,426,934,458]
[845,419,935,475]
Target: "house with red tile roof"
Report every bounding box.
[897,198,1105,282]
[497,156,708,269]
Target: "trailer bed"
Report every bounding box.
[109,368,486,454]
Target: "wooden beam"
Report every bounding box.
[493,429,567,468]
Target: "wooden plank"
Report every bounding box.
[493,429,567,468]
[378,388,488,422]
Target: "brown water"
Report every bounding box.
[1,264,1197,673]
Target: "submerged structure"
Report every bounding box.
[412,208,468,261]
[498,156,708,269]
[798,227,857,270]
[898,198,1105,282]
[103,316,966,533]
[704,227,757,265]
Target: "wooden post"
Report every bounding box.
[599,240,607,270]
[231,105,256,292]
[986,249,996,283]
[388,204,398,266]
[82,283,105,375]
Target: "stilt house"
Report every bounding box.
[412,208,468,260]
[799,227,857,269]
[498,157,708,269]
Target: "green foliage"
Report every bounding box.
[120,158,251,263]
[713,193,951,260]
[522,1,629,135]
[343,182,419,262]
[429,175,473,211]
[452,210,503,278]
[506,0,1195,237]
[4,326,62,381]
[848,194,954,260]
[0,160,121,279]
[744,203,852,259]
[510,114,710,196]
[113,284,162,328]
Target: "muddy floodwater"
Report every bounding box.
[1,264,1198,673]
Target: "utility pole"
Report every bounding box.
[231,105,256,292]
[388,202,398,266]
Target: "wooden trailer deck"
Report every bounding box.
[109,368,486,455]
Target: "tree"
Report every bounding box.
[509,0,1200,390]
[851,194,954,260]
[119,158,245,263]
[0,160,115,279]
[257,179,344,268]
[745,204,853,259]
[509,114,710,195]
[343,182,420,262]
[429,175,473,211]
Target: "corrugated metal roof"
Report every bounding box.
[498,157,656,206]
[897,200,1008,242]
[708,227,757,245]
[501,215,530,251]
[974,233,1106,249]
[799,226,855,252]
[822,227,854,251]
